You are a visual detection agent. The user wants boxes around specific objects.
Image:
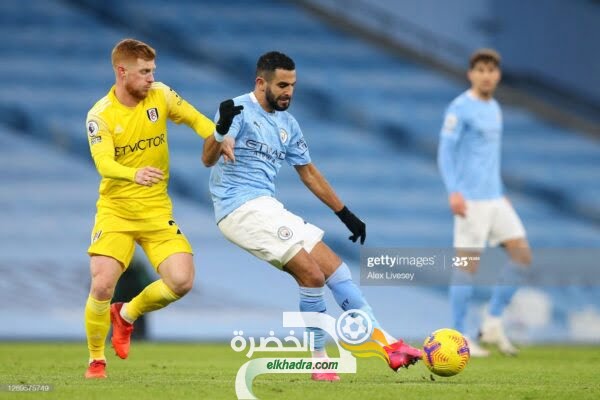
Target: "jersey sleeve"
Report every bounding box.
[159,83,216,139]
[437,104,465,193]
[86,115,137,181]
[285,116,311,166]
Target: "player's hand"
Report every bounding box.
[449,192,466,217]
[335,206,366,244]
[221,136,236,163]
[216,99,243,135]
[134,166,164,187]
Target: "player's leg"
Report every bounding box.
[85,226,134,378]
[283,248,328,352]
[122,252,193,319]
[488,237,531,318]
[283,248,339,382]
[310,242,388,339]
[84,255,123,378]
[218,197,338,381]
[451,200,491,357]
[308,241,422,370]
[481,199,530,355]
[450,250,489,357]
[450,249,480,336]
[479,238,529,355]
[112,219,193,359]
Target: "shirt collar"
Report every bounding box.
[249,91,278,117]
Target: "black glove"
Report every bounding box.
[216,99,244,135]
[335,206,366,244]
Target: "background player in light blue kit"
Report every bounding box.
[438,49,532,356]
[202,51,422,381]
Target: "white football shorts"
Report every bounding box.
[218,196,324,269]
[454,197,526,249]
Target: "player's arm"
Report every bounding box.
[202,100,243,167]
[295,163,366,244]
[158,84,236,164]
[437,109,466,216]
[162,84,215,139]
[87,118,163,186]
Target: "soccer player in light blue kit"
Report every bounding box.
[203,51,422,381]
[438,49,532,356]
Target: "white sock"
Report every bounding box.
[119,303,135,324]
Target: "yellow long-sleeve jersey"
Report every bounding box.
[86,82,214,222]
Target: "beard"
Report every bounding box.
[266,86,291,111]
[125,81,150,102]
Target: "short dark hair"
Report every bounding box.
[256,51,295,80]
[469,48,501,69]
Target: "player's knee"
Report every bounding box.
[89,256,122,299]
[302,268,325,288]
[167,276,194,297]
[512,251,532,267]
[177,278,194,296]
[507,244,532,266]
[90,280,116,300]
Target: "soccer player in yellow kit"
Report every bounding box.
[83,39,237,379]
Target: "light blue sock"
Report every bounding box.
[299,286,327,351]
[449,269,474,334]
[489,261,524,317]
[326,263,381,329]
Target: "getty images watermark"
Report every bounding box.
[361,248,475,284]
[361,247,600,286]
[231,309,393,400]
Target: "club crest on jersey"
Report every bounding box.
[146,108,159,122]
[277,226,293,241]
[279,128,288,143]
[87,120,99,137]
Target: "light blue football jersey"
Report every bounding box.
[437,90,504,200]
[210,92,311,222]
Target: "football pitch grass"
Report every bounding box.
[1,342,599,399]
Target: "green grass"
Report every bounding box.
[0,342,599,399]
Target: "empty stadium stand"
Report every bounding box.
[1,0,598,341]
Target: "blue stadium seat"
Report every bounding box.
[0,0,598,341]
